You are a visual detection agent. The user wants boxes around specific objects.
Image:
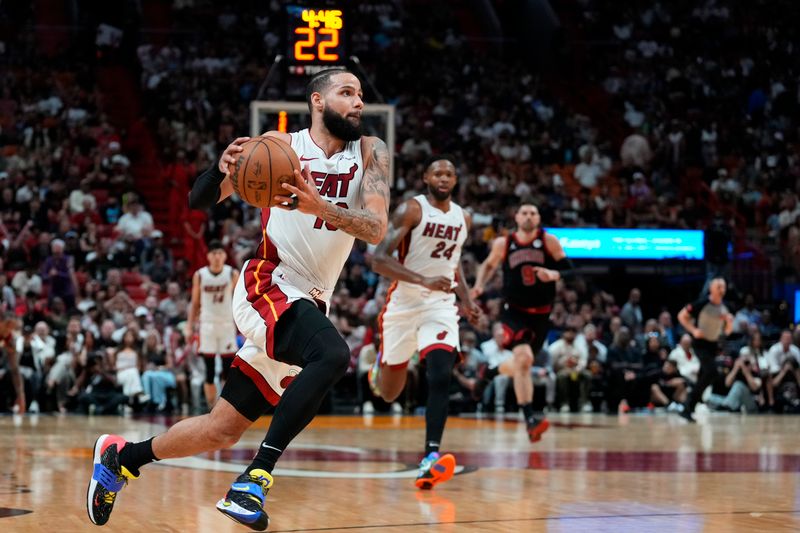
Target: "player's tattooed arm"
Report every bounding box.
[284,136,390,243]
[319,136,390,244]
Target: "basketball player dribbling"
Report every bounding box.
[472,201,574,442]
[370,155,482,490]
[86,69,390,531]
[185,239,239,410]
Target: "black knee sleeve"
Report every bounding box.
[426,349,456,391]
[301,326,351,382]
[220,356,233,381]
[204,356,216,384]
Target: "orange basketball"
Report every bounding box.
[229,136,300,208]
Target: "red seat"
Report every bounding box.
[92,189,110,207]
[74,271,89,290]
[121,271,143,286]
[126,286,147,303]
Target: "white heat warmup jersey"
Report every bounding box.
[198,265,234,323]
[397,195,467,294]
[255,129,364,300]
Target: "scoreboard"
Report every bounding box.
[286,5,347,79]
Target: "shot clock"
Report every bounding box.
[286,5,347,74]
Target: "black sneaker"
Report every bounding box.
[678,408,696,423]
[216,469,273,531]
[86,434,137,525]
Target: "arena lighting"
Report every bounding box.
[545,228,705,260]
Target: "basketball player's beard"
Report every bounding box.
[322,108,362,142]
[428,184,452,202]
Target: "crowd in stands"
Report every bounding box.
[1,0,799,416]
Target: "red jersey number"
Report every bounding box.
[521,265,537,286]
[431,241,456,260]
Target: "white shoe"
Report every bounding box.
[559,405,570,413]
[362,401,375,414]
[29,400,40,413]
[581,403,593,413]
[390,402,403,414]
[667,402,684,413]
[695,403,710,414]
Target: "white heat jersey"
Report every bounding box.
[198,265,234,323]
[396,195,467,294]
[255,129,364,301]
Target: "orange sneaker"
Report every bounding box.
[415,452,456,490]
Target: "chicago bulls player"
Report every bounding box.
[185,239,239,410]
[472,201,574,443]
[86,69,390,531]
[370,155,481,490]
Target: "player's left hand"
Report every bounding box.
[464,301,483,328]
[534,267,560,283]
[274,165,325,215]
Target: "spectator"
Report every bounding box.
[657,311,677,348]
[158,282,187,321]
[620,288,643,333]
[68,180,97,214]
[0,272,15,311]
[765,330,800,376]
[39,239,77,309]
[668,334,700,384]
[606,326,645,413]
[451,330,488,410]
[11,266,43,297]
[116,199,155,241]
[74,353,127,415]
[110,330,146,408]
[480,322,513,413]
[550,327,589,412]
[734,294,762,334]
[575,323,608,363]
[650,359,688,410]
[707,351,762,414]
[140,331,177,413]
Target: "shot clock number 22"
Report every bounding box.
[287,6,346,64]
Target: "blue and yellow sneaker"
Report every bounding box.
[367,351,383,397]
[86,434,138,525]
[216,469,273,531]
[415,452,456,490]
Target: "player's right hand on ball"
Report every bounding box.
[218,137,251,174]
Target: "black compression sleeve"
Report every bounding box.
[554,257,575,281]
[188,165,226,210]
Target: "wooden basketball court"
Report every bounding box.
[2,413,798,532]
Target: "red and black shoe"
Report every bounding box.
[526,417,550,443]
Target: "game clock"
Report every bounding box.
[286,5,347,76]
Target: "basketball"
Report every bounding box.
[229,136,300,208]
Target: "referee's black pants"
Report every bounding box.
[684,339,719,413]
